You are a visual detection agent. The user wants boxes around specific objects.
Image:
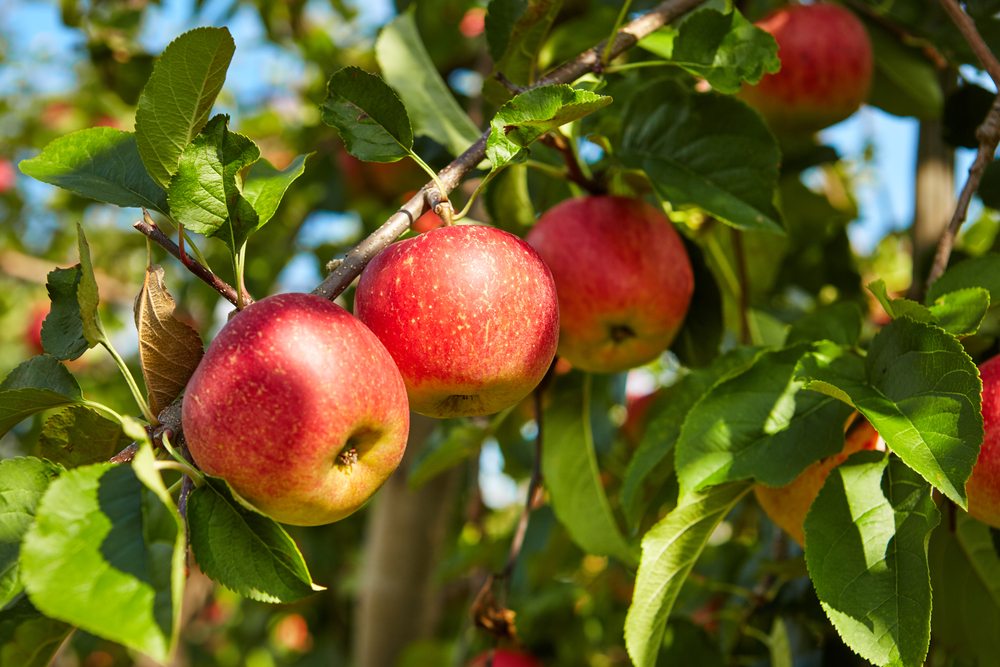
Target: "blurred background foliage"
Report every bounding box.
[2,0,999,665]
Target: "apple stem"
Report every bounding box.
[539,132,605,195]
[731,227,754,346]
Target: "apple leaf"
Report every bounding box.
[621,346,759,530]
[637,9,780,94]
[75,223,105,348]
[0,596,73,667]
[482,0,561,105]
[376,10,482,158]
[187,475,324,604]
[20,457,185,664]
[18,128,170,215]
[321,66,413,163]
[482,164,536,232]
[928,287,990,337]
[805,452,939,667]
[669,238,723,368]
[543,374,636,566]
[40,267,87,361]
[242,154,310,228]
[135,27,235,190]
[624,481,753,667]
[168,114,261,255]
[134,264,204,416]
[657,620,727,667]
[674,343,855,494]
[486,85,611,170]
[865,18,943,120]
[929,509,1000,666]
[0,356,86,438]
[867,278,936,323]
[620,81,784,234]
[797,320,982,508]
[786,302,864,347]
[926,253,1000,306]
[0,458,61,608]
[39,406,130,468]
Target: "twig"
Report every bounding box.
[135,211,249,307]
[494,72,526,95]
[311,0,708,302]
[109,442,139,464]
[925,0,1000,289]
[937,0,1000,88]
[539,133,605,194]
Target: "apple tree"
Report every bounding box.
[2,0,1000,665]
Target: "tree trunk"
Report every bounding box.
[353,414,461,667]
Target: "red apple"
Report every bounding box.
[966,355,1000,528]
[24,302,48,356]
[467,649,543,667]
[182,292,410,526]
[738,3,873,135]
[755,417,882,546]
[526,196,693,374]
[354,225,559,418]
[0,158,16,193]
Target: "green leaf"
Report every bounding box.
[39,406,129,468]
[621,81,784,234]
[867,278,936,323]
[188,475,323,604]
[797,320,982,507]
[0,458,61,608]
[864,19,943,120]
[928,287,991,336]
[485,0,528,63]
[167,114,261,254]
[321,66,413,162]
[41,267,88,361]
[543,375,636,565]
[486,85,611,169]
[20,461,183,664]
[18,128,170,215]
[0,597,72,667]
[639,9,780,94]
[376,11,482,157]
[769,617,793,667]
[675,343,854,493]
[786,302,864,347]
[669,238,723,368]
[621,347,758,530]
[242,154,310,227]
[483,0,561,105]
[135,27,235,190]
[929,509,1000,667]
[76,223,105,348]
[805,453,939,667]
[624,481,753,667]
[482,164,535,231]
[409,421,490,491]
[0,355,82,398]
[926,254,1000,306]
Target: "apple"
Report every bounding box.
[467,649,543,667]
[755,417,882,546]
[354,225,559,418]
[0,158,16,193]
[24,302,48,356]
[738,3,873,136]
[966,355,1000,528]
[525,196,693,374]
[181,292,410,526]
[337,150,424,201]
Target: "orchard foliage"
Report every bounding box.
[2,0,1000,666]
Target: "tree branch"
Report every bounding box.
[135,212,249,307]
[926,0,1000,289]
[311,0,707,302]
[539,133,605,194]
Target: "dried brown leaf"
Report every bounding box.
[470,577,518,643]
[135,264,204,415]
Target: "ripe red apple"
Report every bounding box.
[755,417,882,546]
[738,3,873,135]
[966,355,1000,528]
[0,158,17,193]
[526,196,693,374]
[467,649,543,667]
[24,302,48,356]
[354,225,559,418]
[182,292,410,526]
